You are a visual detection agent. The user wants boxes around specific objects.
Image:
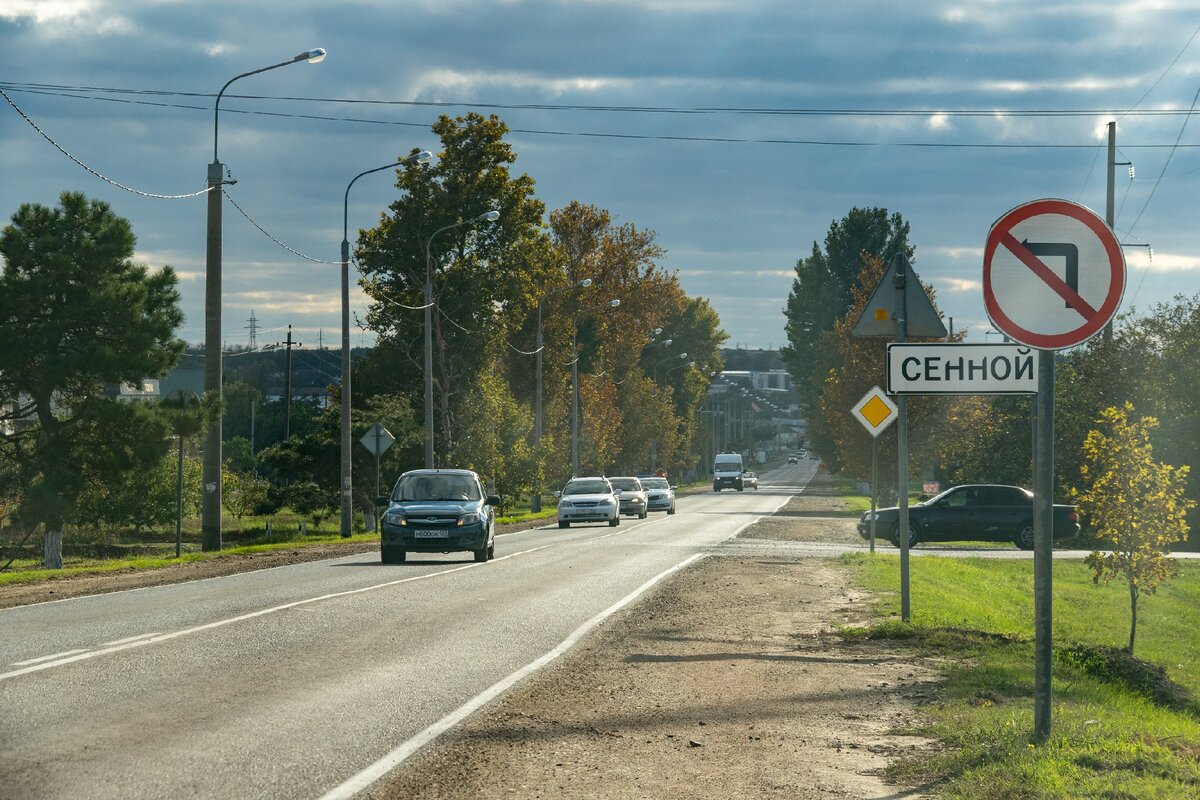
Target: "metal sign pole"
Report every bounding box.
[1033,350,1055,742]
[894,253,911,622]
[869,435,878,553]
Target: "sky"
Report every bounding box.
[2,0,1199,354]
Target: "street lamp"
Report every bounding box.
[572,298,621,476]
[339,150,433,537]
[423,210,501,467]
[652,351,688,383]
[202,47,325,553]
[532,277,592,512]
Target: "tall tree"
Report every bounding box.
[0,192,184,566]
[357,113,548,461]
[781,208,913,426]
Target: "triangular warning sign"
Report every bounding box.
[851,253,948,339]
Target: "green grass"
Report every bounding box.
[839,553,1200,797]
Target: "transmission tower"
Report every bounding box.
[246,310,260,351]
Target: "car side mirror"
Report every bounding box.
[374,496,390,507]
[614,489,622,496]
[671,485,678,490]
[554,490,562,499]
[486,495,501,506]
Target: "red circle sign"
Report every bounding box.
[983,198,1125,349]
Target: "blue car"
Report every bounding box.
[377,469,500,564]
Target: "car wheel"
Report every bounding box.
[640,509,648,519]
[381,546,406,564]
[1013,520,1035,550]
[713,484,720,492]
[609,517,620,527]
[474,541,492,562]
[889,522,918,549]
[667,506,676,515]
[559,520,570,529]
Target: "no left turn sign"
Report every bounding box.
[983,198,1125,350]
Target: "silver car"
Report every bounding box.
[640,476,676,514]
[556,477,620,528]
[609,476,649,519]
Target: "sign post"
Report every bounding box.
[360,422,395,535]
[984,198,1125,744]
[851,387,897,553]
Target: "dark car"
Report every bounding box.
[857,484,1080,550]
[377,468,500,564]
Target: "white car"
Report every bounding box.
[609,476,649,519]
[641,476,676,514]
[557,476,620,528]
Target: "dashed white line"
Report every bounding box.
[100,632,164,647]
[0,545,552,683]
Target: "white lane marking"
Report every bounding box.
[0,545,552,683]
[317,551,708,800]
[99,632,164,647]
[11,648,89,667]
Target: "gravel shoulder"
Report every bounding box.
[372,473,939,799]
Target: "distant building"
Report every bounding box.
[104,379,161,402]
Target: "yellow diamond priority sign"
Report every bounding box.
[852,385,898,437]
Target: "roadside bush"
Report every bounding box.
[1057,643,1199,716]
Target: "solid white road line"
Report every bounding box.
[11,648,89,667]
[316,552,709,800]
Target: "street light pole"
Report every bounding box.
[340,151,433,537]
[533,277,591,511]
[571,298,620,476]
[201,47,325,553]
[422,211,501,468]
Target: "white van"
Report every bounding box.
[713,451,745,492]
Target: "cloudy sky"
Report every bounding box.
[2,0,1199,353]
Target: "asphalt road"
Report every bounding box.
[0,462,819,800]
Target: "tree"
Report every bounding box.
[781,208,912,426]
[0,192,184,567]
[1075,403,1194,654]
[358,113,549,461]
[221,464,270,522]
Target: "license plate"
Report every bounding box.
[413,529,448,538]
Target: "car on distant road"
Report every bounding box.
[787,454,798,464]
[742,471,759,490]
[557,476,620,528]
[377,468,500,564]
[640,476,677,514]
[609,476,649,519]
[857,484,1080,549]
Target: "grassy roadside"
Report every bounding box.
[839,552,1200,798]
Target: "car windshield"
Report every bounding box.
[563,479,610,495]
[394,474,482,502]
[642,478,669,489]
[609,478,643,491]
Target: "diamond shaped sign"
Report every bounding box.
[851,386,898,437]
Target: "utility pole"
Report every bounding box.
[246,310,259,351]
[283,325,300,441]
[1105,121,1131,343]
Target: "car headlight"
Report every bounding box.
[598,498,615,507]
[457,512,481,527]
[630,497,643,504]
[384,511,406,526]
[558,499,574,508]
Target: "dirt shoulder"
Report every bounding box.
[372,474,938,799]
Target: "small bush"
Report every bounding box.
[1057,643,1199,715]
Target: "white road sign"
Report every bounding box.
[887,343,1039,395]
[983,198,1125,350]
[360,422,395,456]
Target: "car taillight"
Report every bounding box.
[1069,510,1079,522]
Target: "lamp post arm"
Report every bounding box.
[213,49,325,162]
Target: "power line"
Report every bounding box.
[5,82,1200,150]
[0,87,211,199]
